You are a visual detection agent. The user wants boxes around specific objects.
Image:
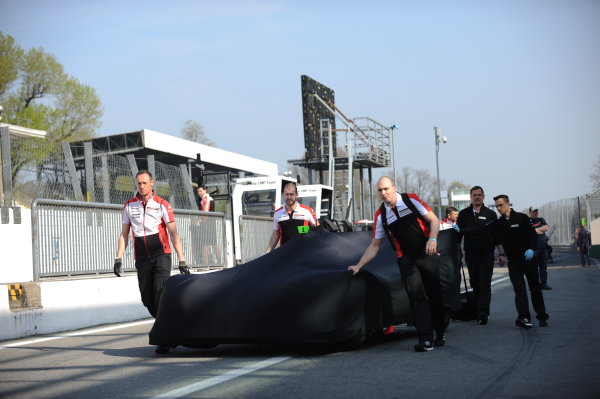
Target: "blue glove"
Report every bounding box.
[452,224,460,233]
[524,249,534,261]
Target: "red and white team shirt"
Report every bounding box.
[200,193,214,212]
[272,203,318,245]
[122,192,175,260]
[373,193,432,257]
[440,217,457,231]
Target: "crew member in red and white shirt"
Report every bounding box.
[348,176,447,352]
[113,170,187,354]
[440,206,459,231]
[196,184,214,212]
[266,182,318,252]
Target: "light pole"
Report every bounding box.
[434,126,447,220]
[388,125,398,186]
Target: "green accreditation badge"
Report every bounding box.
[297,225,310,234]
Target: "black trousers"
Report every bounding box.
[464,251,494,318]
[579,246,591,266]
[508,258,548,321]
[135,254,172,318]
[397,255,448,342]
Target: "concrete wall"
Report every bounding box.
[0,203,233,341]
[590,217,600,259]
[0,207,34,283]
[0,276,148,341]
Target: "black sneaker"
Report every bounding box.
[478,315,488,325]
[515,318,533,329]
[539,320,548,327]
[541,285,552,290]
[155,345,171,354]
[414,340,434,352]
[433,336,446,347]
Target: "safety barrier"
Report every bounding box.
[31,199,228,280]
[238,215,272,264]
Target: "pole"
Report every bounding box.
[391,126,396,186]
[389,125,398,186]
[434,127,442,220]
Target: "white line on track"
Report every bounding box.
[148,276,512,397]
[2,275,513,396]
[491,276,510,286]
[149,356,291,399]
[0,319,154,349]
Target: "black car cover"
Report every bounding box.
[149,228,458,348]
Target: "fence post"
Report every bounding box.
[127,154,138,193]
[31,199,41,281]
[1,125,12,208]
[101,155,110,203]
[147,154,155,179]
[84,142,95,202]
[61,142,84,201]
[179,164,197,210]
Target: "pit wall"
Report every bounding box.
[0,276,148,341]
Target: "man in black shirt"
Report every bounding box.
[457,186,505,325]
[529,206,551,289]
[576,225,592,267]
[491,194,549,328]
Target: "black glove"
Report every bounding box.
[113,258,122,277]
[178,261,190,275]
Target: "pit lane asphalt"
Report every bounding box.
[1,253,598,399]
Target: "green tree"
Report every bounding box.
[181,120,216,147]
[48,77,102,141]
[17,46,65,108]
[0,32,103,141]
[447,180,471,191]
[0,32,23,96]
[0,32,103,191]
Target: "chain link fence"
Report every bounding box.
[9,133,196,210]
[154,160,193,210]
[538,196,590,248]
[11,134,77,205]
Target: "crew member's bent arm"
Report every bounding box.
[266,229,280,253]
[422,211,440,255]
[348,237,383,275]
[166,222,186,262]
[496,244,506,265]
[116,224,130,258]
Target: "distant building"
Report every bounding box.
[449,189,471,211]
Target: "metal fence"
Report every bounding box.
[9,134,196,210]
[238,215,273,263]
[538,196,590,247]
[31,199,227,280]
[11,134,77,205]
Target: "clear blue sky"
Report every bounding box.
[3,0,599,210]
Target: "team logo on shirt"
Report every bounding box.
[397,208,412,218]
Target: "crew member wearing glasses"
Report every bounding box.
[489,194,549,329]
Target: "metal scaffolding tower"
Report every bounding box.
[290,93,393,223]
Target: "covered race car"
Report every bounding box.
[149,228,459,348]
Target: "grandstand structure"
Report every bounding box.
[289,75,394,222]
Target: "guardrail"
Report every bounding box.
[31,199,227,280]
[238,215,272,264]
[549,244,577,254]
